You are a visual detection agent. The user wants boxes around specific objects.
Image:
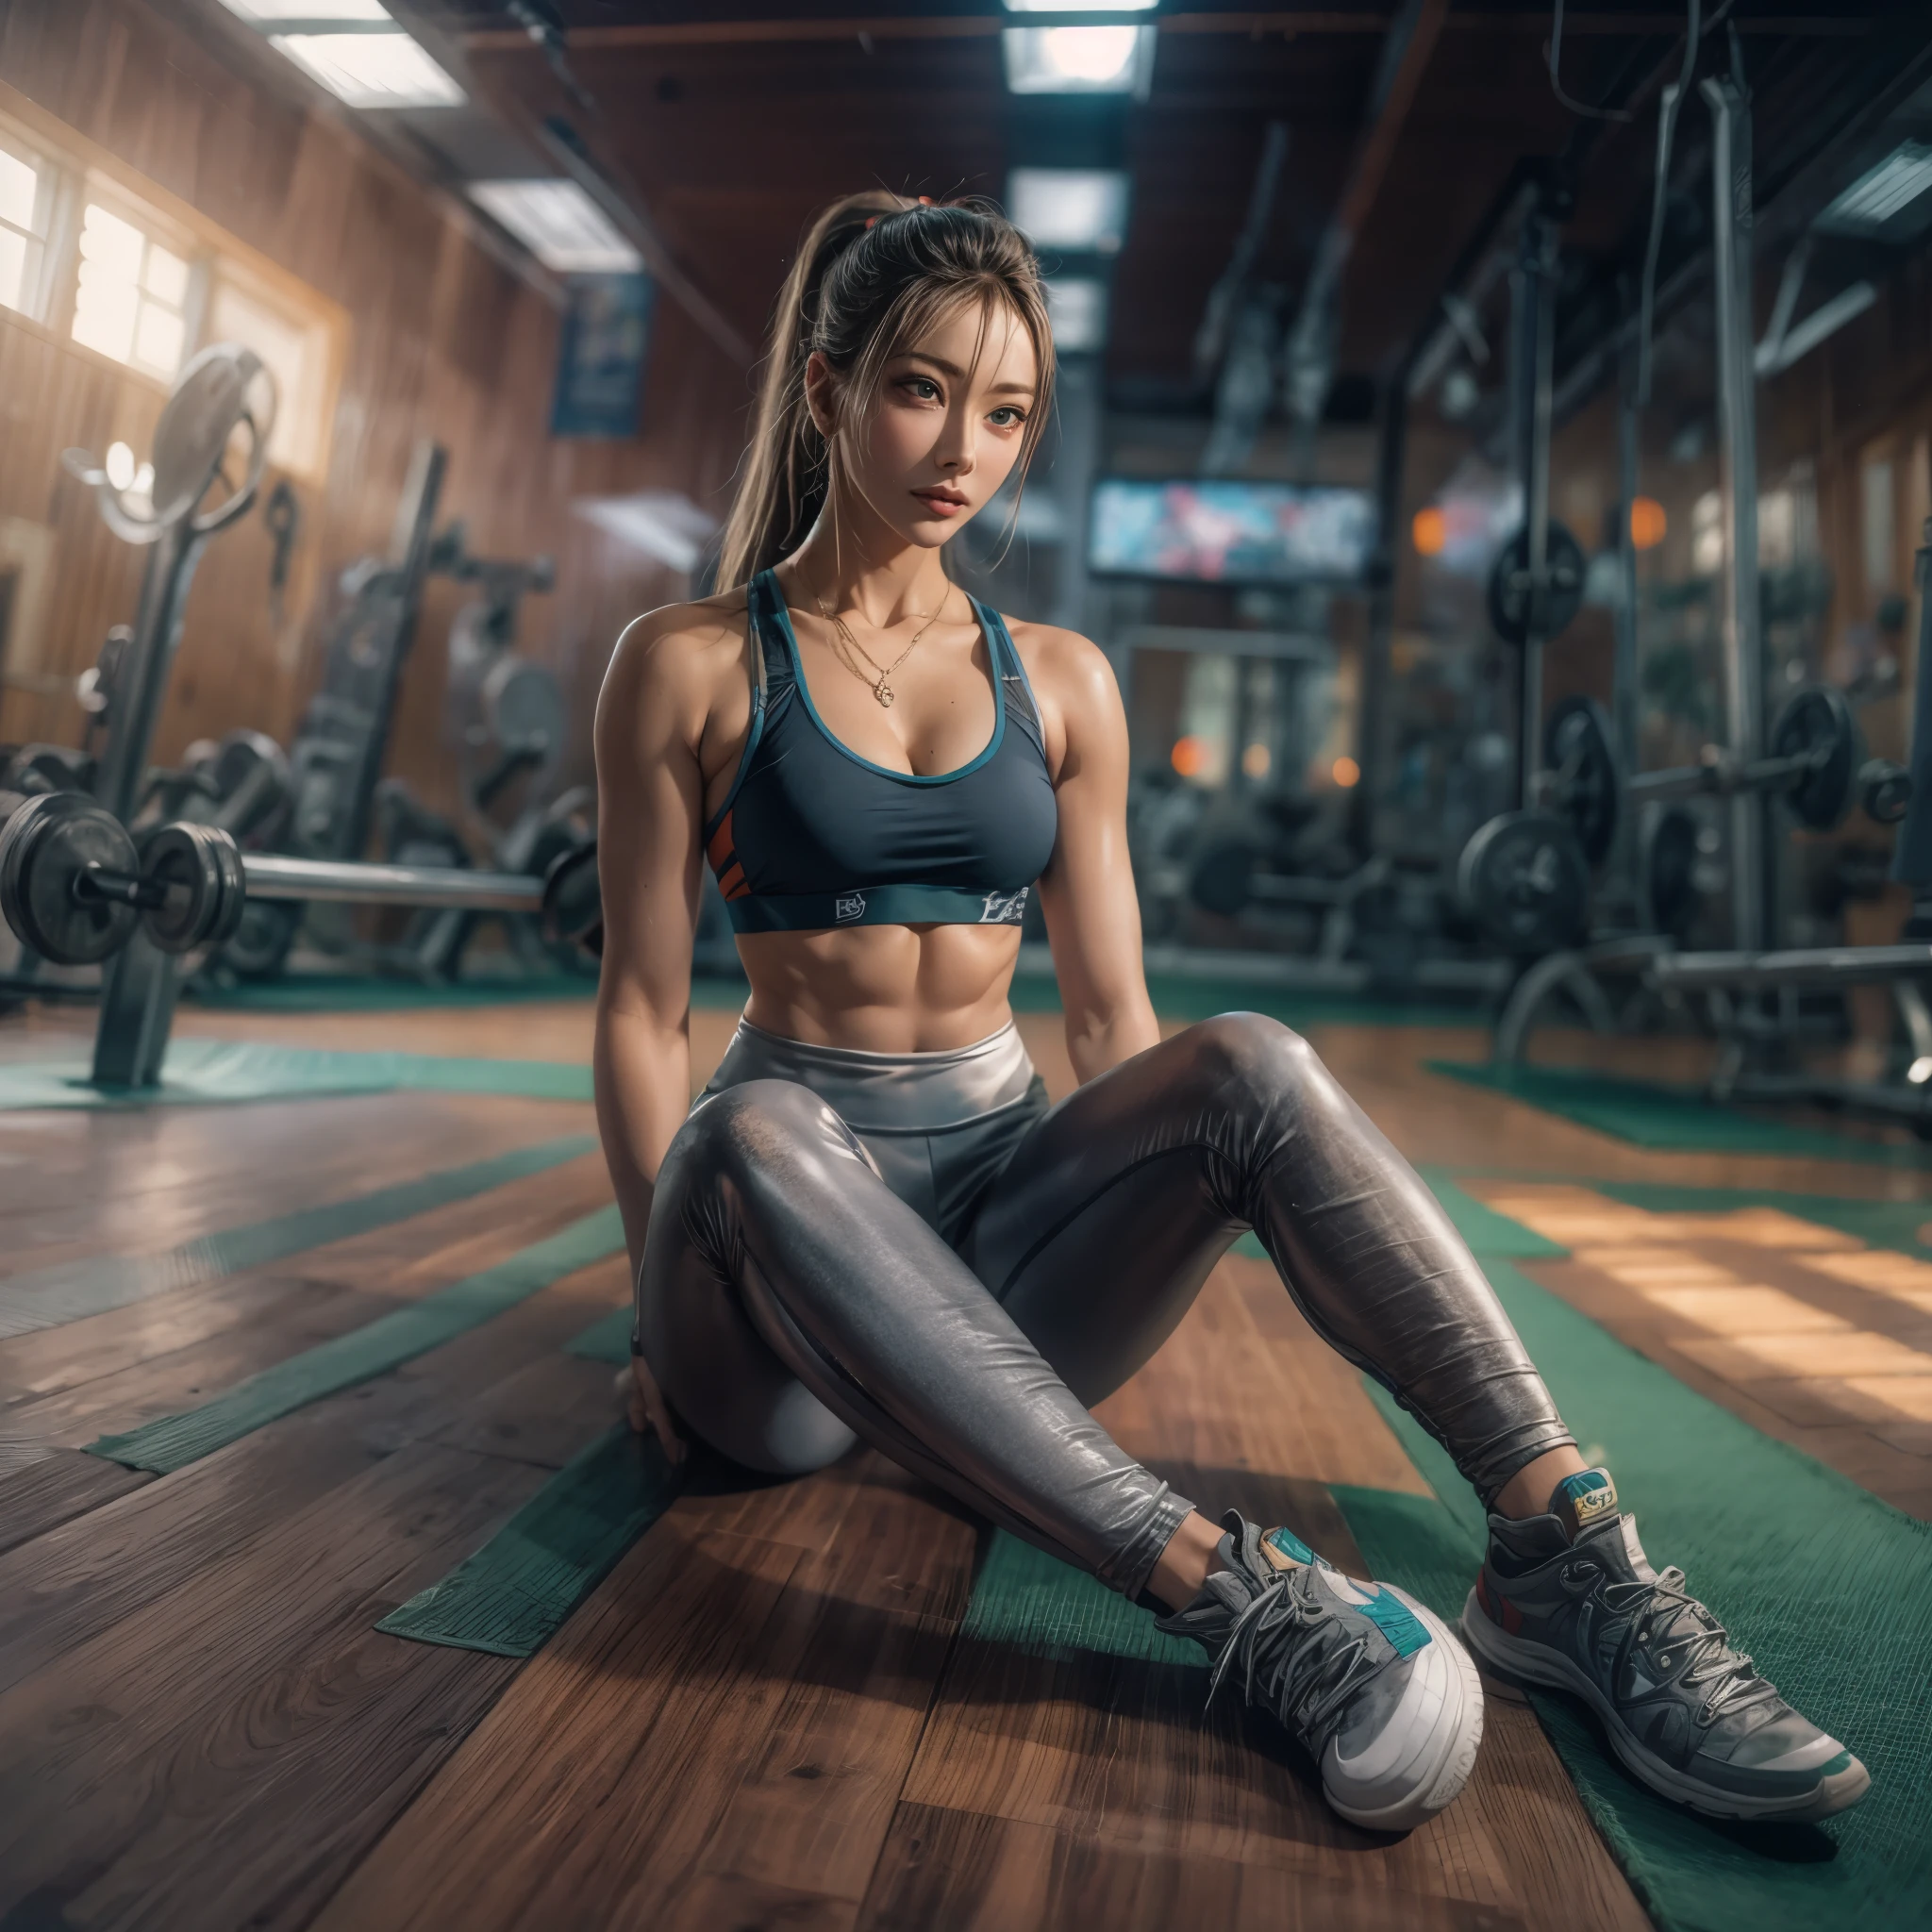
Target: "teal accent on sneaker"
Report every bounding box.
[1359,1585,1432,1658]
[1267,1524,1317,1566]
[1553,1466,1619,1536]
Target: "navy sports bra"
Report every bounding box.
[702,570,1058,934]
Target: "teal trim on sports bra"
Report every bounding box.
[699,570,1058,935]
[764,588,1009,787]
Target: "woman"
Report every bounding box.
[591,192,1865,1832]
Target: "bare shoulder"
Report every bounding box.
[605,587,751,704]
[1002,618,1120,709]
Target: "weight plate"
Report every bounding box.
[1858,758,1912,826]
[1189,841,1259,919]
[220,898,300,979]
[208,729,292,839]
[1457,809,1591,956]
[541,841,604,958]
[1541,695,1620,868]
[1769,684,1858,831]
[482,658,567,760]
[1641,805,1701,939]
[3,744,94,797]
[150,344,270,526]
[0,791,140,965]
[141,822,247,954]
[1486,521,1588,646]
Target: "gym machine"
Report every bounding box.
[48,345,280,1083]
[219,439,453,979]
[370,525,593,983]
[1482,79,1932,1130]
[1449,176,1604,962]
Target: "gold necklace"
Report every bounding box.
[813,591,953,708]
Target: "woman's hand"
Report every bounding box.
[615,1357,687,1463]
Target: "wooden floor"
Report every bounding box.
[1,995,1928,1930]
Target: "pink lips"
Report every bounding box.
[912,488,967,517]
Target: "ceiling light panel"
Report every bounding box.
[271,30,465,108]
[1004,25,1155,97]
[1816,142,1932,237]
[469,180,641,274]
[218,0,394,19]
[1008,168,1131,255]
[1004,1,1158,10]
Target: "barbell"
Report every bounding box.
[1457,684,1912,956]
[0,789,598,968]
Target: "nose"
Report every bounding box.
[933,405,976,477]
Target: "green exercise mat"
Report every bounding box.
[0,1038,594,1110]
[1332,1247,1932,1932]
[0,1134,596,1341]
[564,1306,632,1365]
[377,1425,683,1657]
[188,972,599,1012]
[959,1528,1204,1670]
[1429,1058,1932,1168]
[87,1207,625,1474]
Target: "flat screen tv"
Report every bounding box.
[1087,478,1375,586]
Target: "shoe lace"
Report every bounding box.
[1599,1565,1779,1724]
[1205,1569,1379,1748]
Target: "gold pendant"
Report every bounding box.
[875,681,894,707]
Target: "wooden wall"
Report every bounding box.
[0,0,752,827]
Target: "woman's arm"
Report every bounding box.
[1027,629,1161,1082]
[591,608,727,1457]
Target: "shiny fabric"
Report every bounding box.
[636,1011,1574,1600]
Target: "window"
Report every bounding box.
[0,136,54,321]
[72,199,194,381]
[203,268,335,478]
[0,105,345,484]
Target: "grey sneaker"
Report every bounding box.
[1461,1468,1870,1823]
[1156,1512,1484,1831]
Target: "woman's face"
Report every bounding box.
[811,297,1041,552]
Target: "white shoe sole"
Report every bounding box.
[1459,1589,1871,1824]
[1324,1587,1486,1833]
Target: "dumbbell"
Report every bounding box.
[1628,686,1909,831]
[0,790,580,968]
[541,839,603,958]
[0,791,244,963]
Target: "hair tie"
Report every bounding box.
[865,196,936,232]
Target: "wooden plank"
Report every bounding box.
[857,1802,1524,1932]
[308,1510,809,1929]
[313,1456,976,1929]
[0,1444,546,1931]
[1,1161,614,1455]
[429,1352,625,1469]
[0,1255,626,1692]
[0,1449,151,1558]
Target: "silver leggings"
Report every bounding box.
[636,1011,1573,1599]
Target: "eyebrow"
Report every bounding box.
[898,351,1036,395]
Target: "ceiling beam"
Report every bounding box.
[464,13,1868,56]
[1280,0,1448,452]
